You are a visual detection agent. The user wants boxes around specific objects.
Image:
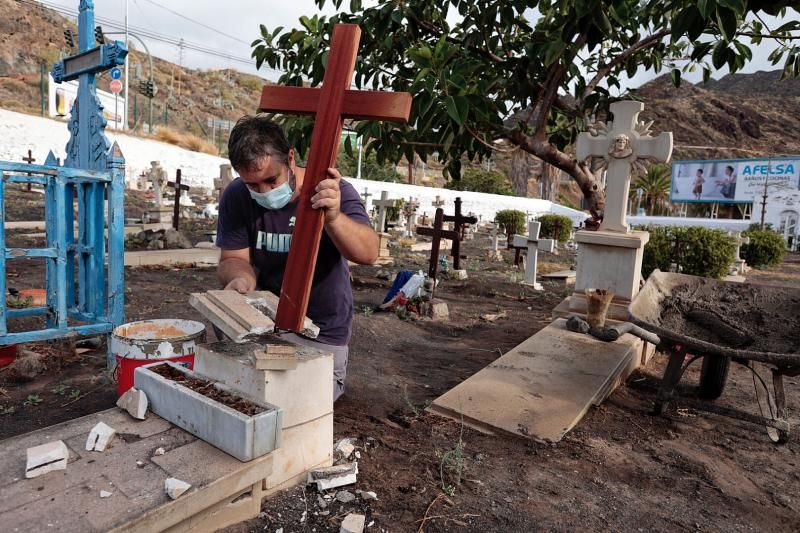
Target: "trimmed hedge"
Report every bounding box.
[536,214,573,242]
[494,209,526,237]
[742,228,786,268]
[641,226,736,279]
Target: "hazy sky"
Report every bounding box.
[36,0,785,89]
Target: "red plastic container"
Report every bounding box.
[110,319,206,396]
[0,344,17,368]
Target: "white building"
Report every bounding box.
[752,190,800,251]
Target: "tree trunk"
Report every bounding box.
[509,149,532,197]
[540,162,561,203]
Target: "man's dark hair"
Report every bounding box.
[697,169,704,174]
[726,165,735,173]
[228,115,291,171]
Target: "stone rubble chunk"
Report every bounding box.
[335,490,356,503]
[334,438,356,460]
[317,495,327,509]
[85,422,116,452]
[360,490,378,501]
[25,440,69,479]
[340,513,366,533]
[100,490,112,498]
[116,387,149,420]
[449,269,468,280]
[307,462,358,491]
[153,447,166,456]
[165,477,191,499]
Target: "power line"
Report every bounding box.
[137,0,250,46]
[23,0,281,75]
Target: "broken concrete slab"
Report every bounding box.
[264,413,334,497]
[25,440,69,479]
[100,490,112,498]
[246,291,320,339]
[85,422,116,452]
[429,318,642,442]
[340,513,366,533]
[165,477,192,499]
[116,387,148,420]
[334,438,355,460]
[207,290,275,335]
[449,269,468,280]
[307,462,358,491]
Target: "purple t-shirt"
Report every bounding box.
[216,177,370,346]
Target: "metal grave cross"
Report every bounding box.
[576,101,672,233]
[444,197,478,269]
[417,208,459,296]
[259,24,412,332]
[51,0,127,171]
[22,150,35,191]
[372,191,395,233]
[512,221,555,290]
[167,169,190,230]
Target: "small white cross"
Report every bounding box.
[512,221,555,290]
[371,191,395,232]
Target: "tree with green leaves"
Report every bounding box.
[252,0,799,224]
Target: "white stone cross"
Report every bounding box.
[432,195,445,209]
[403,197,419,237]
[490,226,500,253]
[148,161,166,209]
[729,231,750,275]
[512,221,555,290]
[371,191,395,232]
[576,101,673,233]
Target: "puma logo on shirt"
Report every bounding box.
[256,231,292,253]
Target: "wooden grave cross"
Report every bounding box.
[372,191,395,233]
[576,100,673,233]
[416,208,459,297]
[443,197,477,270]
[167,169,189,230]
[512,221,555,290]
[360,187,372,206]
[22,149,35,190]
[259,24,412,332]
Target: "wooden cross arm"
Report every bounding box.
[416,226,459,241]
[167,181,190,191]
[260,86,412,123]
[443,214,478,225]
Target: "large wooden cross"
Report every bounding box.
[576,101,672,233]
[259,24,412,332]
[416,208,459,296]
[443,197,477,269]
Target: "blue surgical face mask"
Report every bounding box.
[248,168,295,210]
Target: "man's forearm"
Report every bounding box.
[325,214,379,265]
[218,257,257,288]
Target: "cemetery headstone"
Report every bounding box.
[443,197,477,270]
[167,169,190,231]
[372,191,395,233]
[214,163,234,198]
[417,208,459,298]
[402,197,419,237]
[512,221,555,290]
[730,231,750,275]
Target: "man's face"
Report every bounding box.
[238,152,292,194]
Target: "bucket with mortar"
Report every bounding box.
[111,319,206,397]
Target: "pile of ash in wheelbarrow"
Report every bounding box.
[629,271,800,443]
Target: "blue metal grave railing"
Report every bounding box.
[0,154,125,345]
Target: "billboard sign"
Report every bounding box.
[670,157,800,203]
[48,74,125,130]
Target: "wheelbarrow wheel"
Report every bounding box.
[699,355,730,400]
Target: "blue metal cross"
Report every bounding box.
[51,0,127,171]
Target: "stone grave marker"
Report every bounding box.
[371,191,395,233]
[729,231,750,275]
[513,221,555,290]
[214,163,234,198]
[402,197,419,237]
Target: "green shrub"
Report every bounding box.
[446,169,514,196]
[494,209,526,237]
[640,226,736,279]
[742,228,786,268]
[536,214,573,242]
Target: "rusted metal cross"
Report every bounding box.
[259,24,412,333]
[22,149,35,191]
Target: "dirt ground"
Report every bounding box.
[1,233,799,532]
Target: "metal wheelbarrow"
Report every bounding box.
[628,270,800,443]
